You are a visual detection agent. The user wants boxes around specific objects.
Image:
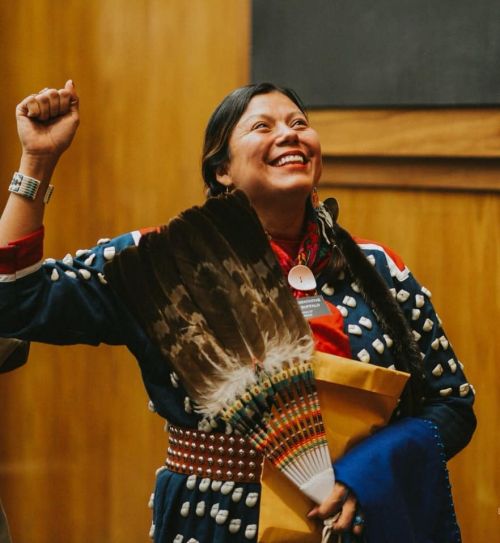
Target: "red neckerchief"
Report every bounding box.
[270,214,353,358]
[270,217,330,298]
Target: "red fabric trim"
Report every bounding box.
[354,236,406,271]
[0,226,44,274]
[309,301,352,358]
[139,226,160,235]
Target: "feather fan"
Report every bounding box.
[105,190,334,504]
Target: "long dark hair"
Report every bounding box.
[201,83,307,197]
[201,83,424,416]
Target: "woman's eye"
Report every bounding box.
[252,122,269,130]
[292,118,308,127]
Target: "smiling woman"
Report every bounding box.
[0,81,475,543]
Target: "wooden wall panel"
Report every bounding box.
[309,109,500,159]
[0,1,250,542]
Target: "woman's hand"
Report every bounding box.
[307,482,364,537]
[16,80,80,162]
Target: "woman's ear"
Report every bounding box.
[215,165,232,188]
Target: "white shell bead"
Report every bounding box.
[421,286,432,297]
[359,316,372,329]
[448,359,457,373]
[173,535,184,543]
[210,503,219,518]
[383,334,393,348]
[221,481,234,495]
[387,364,396,370]
[184,397,192,414]
[195,501,206,516]
[97,272,107,284]
[336,305,348,317]
[155,465,167,477]
[389,288,397,298]
[459,383,470,397]
[366,254,376,265]
[103,246,116,261]
[351,282,361,293]
[149,522,155,539]
[372,339,385,354]
[215,509,228,525]
[412,330,421,341]
[84,253,96,266]
[431,338,440,350]
[245,492,259,507]
[186,474,197,490]
[65,270,77,279]
[431,364,444,377]
[348,324,362,336]
[97,237,111,245]
[439,388,453,397]
[231,487,244,502]
[422,318,434,332]
[50,269,59,281]
[343,296,356,308]
[415,294,425,308]
[396,289,410,302]
[229,519,242,534]
[439,336,449,349]
[211,480,222,492]
[321,283,335,296]
[78,269,91,280]
[148,492,154,509]
[411,309,421,321]
[44,258,56,264]
[75,249,89,257]
[180,501,190,517]
[357,349,370,363]
[245,524,258,539]
[199,478,211,492]
[62,253,73,266]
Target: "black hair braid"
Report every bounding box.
[323,198,424,416]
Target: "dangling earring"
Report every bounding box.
[310,186,320,209]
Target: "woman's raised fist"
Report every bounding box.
[16,80,80,160]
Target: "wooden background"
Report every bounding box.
[0,1,498,542]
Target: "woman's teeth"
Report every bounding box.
[274,154,305,166]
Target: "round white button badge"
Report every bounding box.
[287,265,316,291]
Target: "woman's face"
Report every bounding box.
[216,92,322,206]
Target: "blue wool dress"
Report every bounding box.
[0,227,475,542]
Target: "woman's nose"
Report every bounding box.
[275,122,299,145]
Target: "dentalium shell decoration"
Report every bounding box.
[104,190,335,504]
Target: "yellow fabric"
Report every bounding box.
[258,352,410,542]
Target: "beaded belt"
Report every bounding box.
[166,424,264,483]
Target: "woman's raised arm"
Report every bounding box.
[0,80,79,245]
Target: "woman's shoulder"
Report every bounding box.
[353,236,410,283]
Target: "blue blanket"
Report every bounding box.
[333,418,461,543]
